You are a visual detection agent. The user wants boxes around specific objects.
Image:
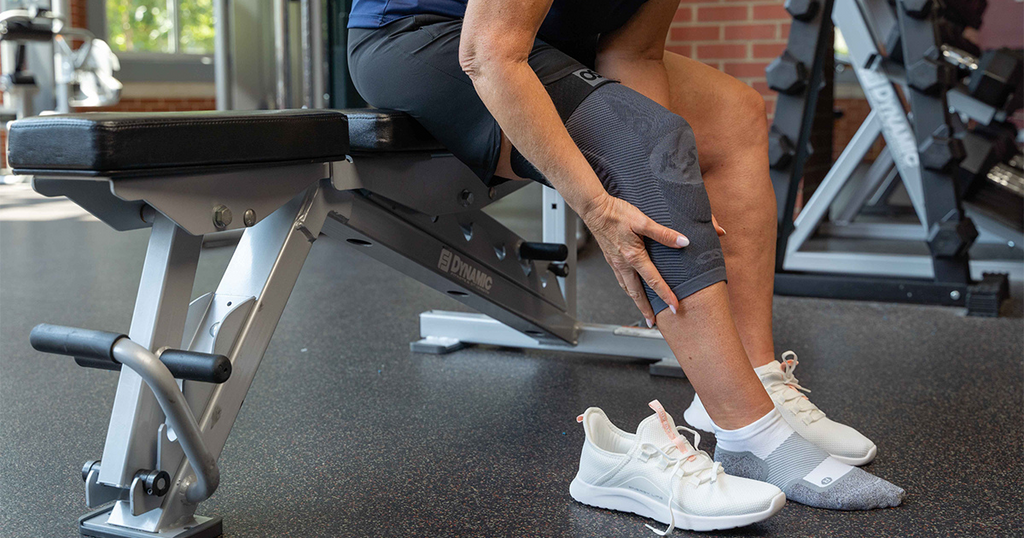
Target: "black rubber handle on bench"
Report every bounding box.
[30,324,231,383]
[158,350,232,384]
[519,242,568,262]
[30,324,124,363]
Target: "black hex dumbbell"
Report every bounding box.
[968,48,1023,109]
[926,218,978,258]
[906,57,956,94]
[768,128,796,169]
[766,51,808,95]
[784,0,820,21]
[919,125,966,172]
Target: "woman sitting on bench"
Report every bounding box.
[347,0,904,530]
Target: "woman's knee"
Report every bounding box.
[700,83,770,174]
[563,83,726,304]
[733,84,769,147]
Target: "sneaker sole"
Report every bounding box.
[569,477,786,532]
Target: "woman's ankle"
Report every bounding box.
[746,350,777,370]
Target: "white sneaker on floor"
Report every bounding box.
[683,351,878,466]
[570,400,786,534]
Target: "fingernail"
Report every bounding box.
[669,305,677,315]
[721,228,727,235]
[676,236,689,247]
[645,318,653,328]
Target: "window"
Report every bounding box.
[106,0,214,55]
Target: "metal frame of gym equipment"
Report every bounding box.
[18,110,679,537]
[787,3,1023,279]
[409,186,679,368]
[767,0,1013,315]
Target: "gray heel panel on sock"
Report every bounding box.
[713,449,769,482]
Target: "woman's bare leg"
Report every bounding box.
[662,51,778,369]
[494,130,774,429]
[655,282,775,429]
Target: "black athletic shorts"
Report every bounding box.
[348,14,598,186]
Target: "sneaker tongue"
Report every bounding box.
[636,413,676,446]
[755,360,785,380]
[636,410,695,455]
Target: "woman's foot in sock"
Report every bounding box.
[683,351,877,466]
[711,408,904,510]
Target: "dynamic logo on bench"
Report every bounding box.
[438,248,493,294]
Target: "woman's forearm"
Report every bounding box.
[464,58,610,221]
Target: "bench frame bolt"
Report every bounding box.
[459,190,475,207]
[213,205,232,230]
[243,209,256,227]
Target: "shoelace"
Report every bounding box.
[640,426,723,536]
[765,351,825,423]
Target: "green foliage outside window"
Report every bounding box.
[179,0,215,54]
[107,0,213,55]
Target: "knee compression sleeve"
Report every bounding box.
[520,72,727,313]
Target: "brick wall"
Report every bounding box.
[668,0,791,117]
[70,0,87,31]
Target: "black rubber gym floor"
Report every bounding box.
[2,183,1021,538]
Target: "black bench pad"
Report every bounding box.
[8,109,351,175]
[342,109,445,153]
[7,108,446,175]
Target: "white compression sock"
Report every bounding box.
[712,407,794,458]
[710,408,904,510]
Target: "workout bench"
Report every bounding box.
[10,108,680,538]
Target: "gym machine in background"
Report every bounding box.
[212,0,351,111]
[0,0,122,179]
[767,0,1020,315]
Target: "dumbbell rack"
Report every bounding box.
[767,0,1012,315]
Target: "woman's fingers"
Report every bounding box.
[711,214,726,237]
[619,268,657,325]
[590,197,685,321]
[638,216,689,249]
[630,251,679,315]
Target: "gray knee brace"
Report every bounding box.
[515,71,726,313]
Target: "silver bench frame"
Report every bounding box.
[31,148,675,537]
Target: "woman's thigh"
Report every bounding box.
[348,16,503,183]
[348,15,586,184]
[662,51,767,174]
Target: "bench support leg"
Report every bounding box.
[84,185,330,537]
[98,215,203,489]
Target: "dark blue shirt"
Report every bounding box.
[348,0,649,44]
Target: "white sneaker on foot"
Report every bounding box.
[570,400,786,534]
[683,351,878,466]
